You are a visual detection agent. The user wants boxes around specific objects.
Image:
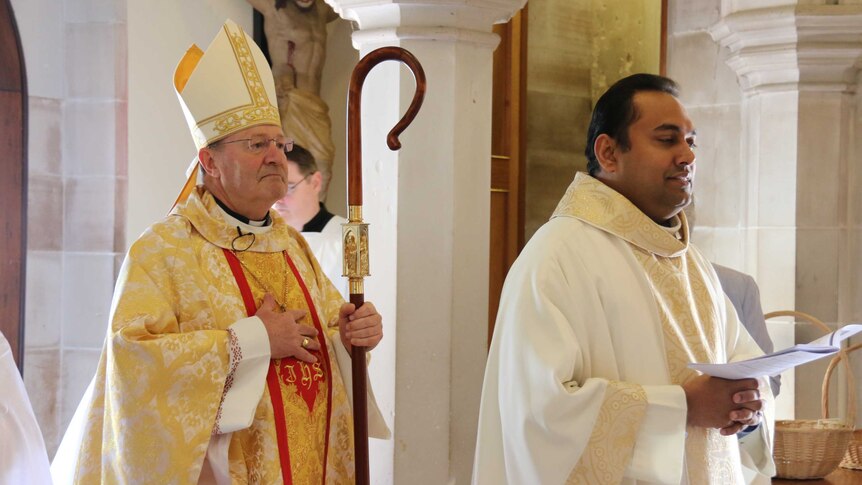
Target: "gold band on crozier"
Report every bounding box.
[348,205,362,222]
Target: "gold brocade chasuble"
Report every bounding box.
[70,187,354,484]
[553,173,743,484]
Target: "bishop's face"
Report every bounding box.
[598,91,697,224]
[204,124,290,219]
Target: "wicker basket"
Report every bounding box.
[842,430,862,471]
[822,341,862,471]
[765,310,856,480]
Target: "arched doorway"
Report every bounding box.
[0,0,28,372]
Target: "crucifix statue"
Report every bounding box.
[246,0,339,198]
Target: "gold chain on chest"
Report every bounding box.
[233,251,290,312]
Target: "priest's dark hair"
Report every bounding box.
[585,74,680,176]
[285,143,318,176]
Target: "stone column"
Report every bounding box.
[324,0,525,482]
[711,2,862,422]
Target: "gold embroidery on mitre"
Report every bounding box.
[566,381,648,484]
[194,23,280,140]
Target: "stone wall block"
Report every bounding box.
[708,227,746,270]
[63,176,118,252]
[755,92,798,228]
[668,31,741,107]
[756,227,796,312]
[65,22,127,100]
[796,94,845,227]
[23,348,61,457]
[27,175,64,251]
[64,0,127,23]
[61,252,115,349]
[27,97,63,176]
[59,349,101,439]
[668,0,720,34]
[10,0,65,98]
[24,251,63,348]
[64,100,120,177]
[795,227,840,322]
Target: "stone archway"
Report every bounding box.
[0,0,27,371]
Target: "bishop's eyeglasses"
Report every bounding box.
[211,135,295,155]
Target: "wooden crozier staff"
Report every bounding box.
[343,47,426,485]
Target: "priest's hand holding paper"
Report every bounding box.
[256,293,320,362]
[683,374,765,436]
[338,301,383,351]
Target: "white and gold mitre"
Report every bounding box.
[174,19,280,150]
[170,19,280,210]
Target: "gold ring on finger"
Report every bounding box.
[301,336,310,349]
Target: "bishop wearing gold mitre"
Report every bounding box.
[51,19,389,484]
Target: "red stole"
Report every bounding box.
[223,249,334,485]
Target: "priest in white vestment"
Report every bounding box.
[473,74,775,485]
[0,332,52,485]
[273,143,349,300]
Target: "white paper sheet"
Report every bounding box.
[688,324,862,379]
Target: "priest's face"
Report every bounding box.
[201,124,290,220]
[598,91,696,224]
[273,160,323,230]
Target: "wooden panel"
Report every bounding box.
[0,0,23,91]
[490,156,510,191]
[0,0,27,371]
[489,8,527,343]
[488,191,508,341]
[491,23,511,157]
[660,0,668,76]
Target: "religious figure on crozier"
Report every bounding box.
[359,227,369,275]
[344,231,357,275]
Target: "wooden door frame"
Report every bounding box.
[489,7,528,343]
[660,0,668,76]
[0,0,28,373]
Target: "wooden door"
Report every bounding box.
[0,0,27,371]
[488,9,527,344]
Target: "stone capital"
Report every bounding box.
[710,5,862,94]
[324,0,526,48]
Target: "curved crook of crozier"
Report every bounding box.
[346,47,426,206]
